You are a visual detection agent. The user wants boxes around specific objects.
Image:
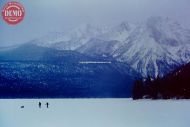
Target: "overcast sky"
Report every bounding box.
[0,0,190,46]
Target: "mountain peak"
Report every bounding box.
[20,17,190,77]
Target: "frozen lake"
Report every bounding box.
[0,99,190,127]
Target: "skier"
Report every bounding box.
[46,102,49,108]
[39,102,41,108]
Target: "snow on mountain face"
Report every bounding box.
[78,17,190,77]
[98,22,136,42]
[77,22,136,57]
[78,39,123,58]
[111,17,190,77]
[52,24,110,50]
[33,24,110,50]
[31,32,66,47]
[146,17,190,46]
[31,17,190,77]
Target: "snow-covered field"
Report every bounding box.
[0,99,190,127]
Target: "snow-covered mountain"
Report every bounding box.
[27,17,190,77]
[110,17,190,77]
[79,17,190,77]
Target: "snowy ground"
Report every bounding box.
[0,99,190,127]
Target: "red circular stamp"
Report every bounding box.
[1,1,25,25]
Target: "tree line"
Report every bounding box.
[133,63,190,100]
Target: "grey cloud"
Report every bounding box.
[0,0,190,46]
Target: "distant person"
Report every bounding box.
[46,102,49,108]
[39,102,42,108]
